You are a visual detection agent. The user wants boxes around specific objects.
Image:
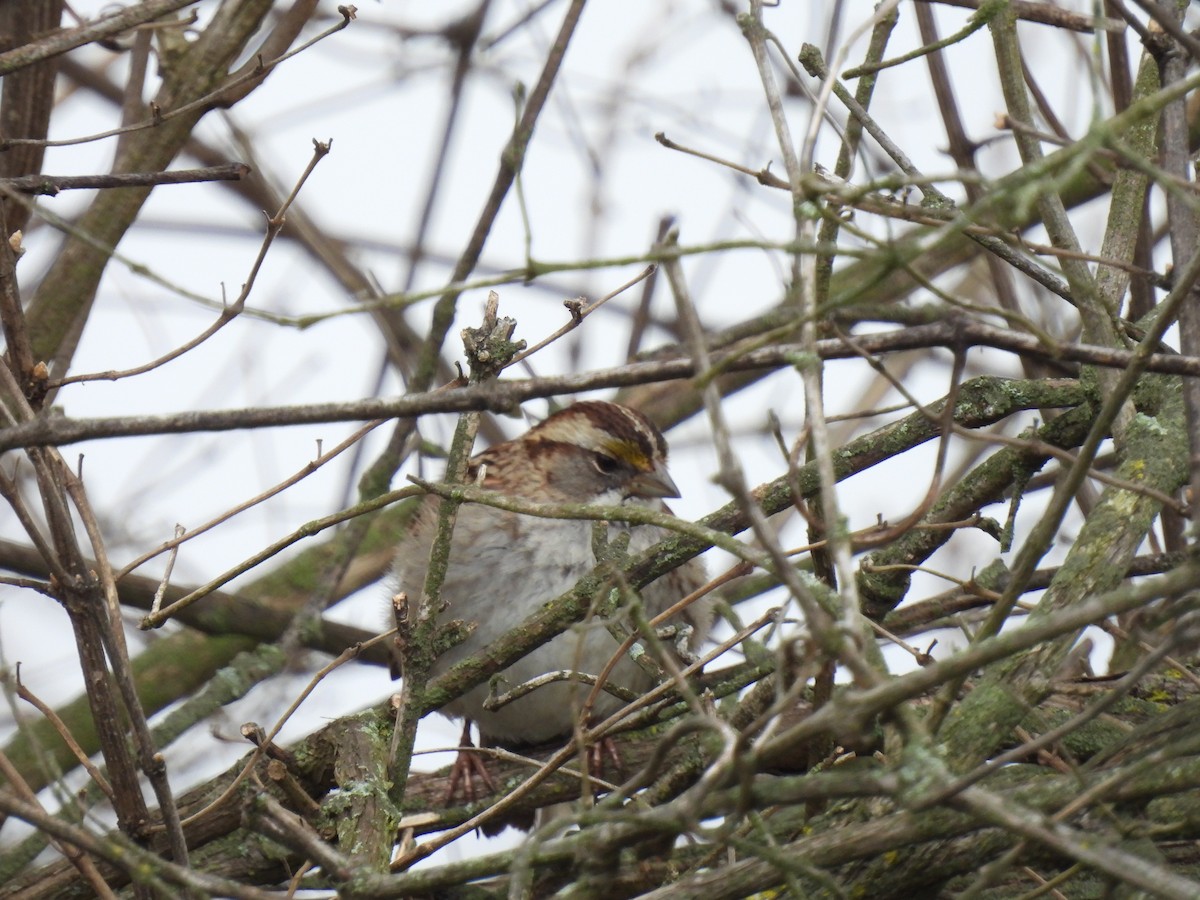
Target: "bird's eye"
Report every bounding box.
[592,454,621,475]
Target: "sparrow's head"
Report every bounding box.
[518,401,680,502]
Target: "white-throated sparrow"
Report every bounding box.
[393,400,711,753]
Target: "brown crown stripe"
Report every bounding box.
[531,401,666,462]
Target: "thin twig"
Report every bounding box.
[178,632,392,830]
[0,164,248,195]
[117,418,385,580]
[55,140,330,387]
[14,318,1200,452]
[15,675,114,800]
[1,8,358,148]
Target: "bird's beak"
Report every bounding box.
[627,461,681,499]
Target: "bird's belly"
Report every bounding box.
[441,623,650,745]
[430,520,654,744]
